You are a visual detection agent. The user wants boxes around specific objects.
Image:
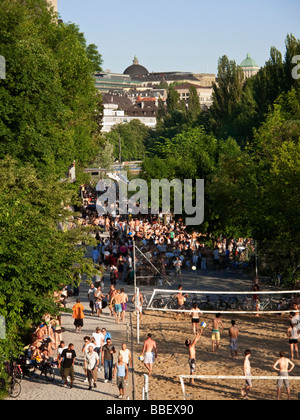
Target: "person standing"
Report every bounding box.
[60,343,76,389]
[174,285,188,321]
[92,247,100,264]
[84,345,99,390]
[173,257,182,281]
[213,246,220,270]
[210,313,224,352]
[273,351,295,400]
[72,299,85,334]
[113,355,129,399]
[287,322,300,360]
[190,303,202,335]
[87,283,96,315]
[228,320,239,359]
[241,349,252,399]
[141,333,158,376]
[101,337,116,383]
[185,330,202,385]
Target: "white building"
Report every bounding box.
[102,105,156,133]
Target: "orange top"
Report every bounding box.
[72,303,85,319]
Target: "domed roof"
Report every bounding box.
[240,53,259,68]
[123,56,149,77]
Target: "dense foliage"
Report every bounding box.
[0,0,100,358]
[142,34,300,280]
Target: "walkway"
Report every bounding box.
[11,277,134,401]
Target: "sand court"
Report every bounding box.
[133,310,300,400]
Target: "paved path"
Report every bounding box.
[11,277,134,401]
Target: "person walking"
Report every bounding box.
[141,333,158,376]
[113,355,129,399]
[72,299,85,334]
[84,345,99,390]
[101,337,116,383]
[241,349,252,399]
[273,351,295,400]
[60,343,76,389]
[87,283,96,315]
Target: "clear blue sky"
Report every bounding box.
[58,0,300,75]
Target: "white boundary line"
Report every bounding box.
[179,375,300,400]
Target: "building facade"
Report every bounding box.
[173,82,213,109]
[240,53,260,79]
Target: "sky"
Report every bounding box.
[57,0,300,75]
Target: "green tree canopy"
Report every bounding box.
[0,0,101,178]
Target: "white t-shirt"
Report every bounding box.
[92,332,104,348]
[120,349,130,364]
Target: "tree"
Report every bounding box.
[104,120,150,162]
[208,55,245,138]
[0,0,101,178]
[187,85,201,123]
[0,157,97,358]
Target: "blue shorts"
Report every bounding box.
[115,304,122,313]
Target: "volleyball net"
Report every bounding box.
[179,374,300,400]
[146,288,300,315]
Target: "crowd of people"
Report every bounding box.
[20,286,134,399]
[81,208,254,290]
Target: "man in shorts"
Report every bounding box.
[111,289,123,324]
[60,343,76,389]
[113,355,129,399]
[175,285,188,321]
[273,351,295,400]
[141,333,157,376]
[241,349,252,399]
[185,330,202,385]
[228,320,239,359]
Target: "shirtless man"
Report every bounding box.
[141,333,157,376]
[210,313,224,352]
[185,330,202,385]
[111,290,123,324]
[241,349,252,399]
[119,288,128,322]
[107,285,117,316]
[273,351,295,400]
[228,320,239,359]
[175,285,188,321]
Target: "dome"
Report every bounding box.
[123,56,149,77]
[240,53,259,69]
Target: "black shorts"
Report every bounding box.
[289,339,298,344]
[74,319,84,328]
[192,318,200,323]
